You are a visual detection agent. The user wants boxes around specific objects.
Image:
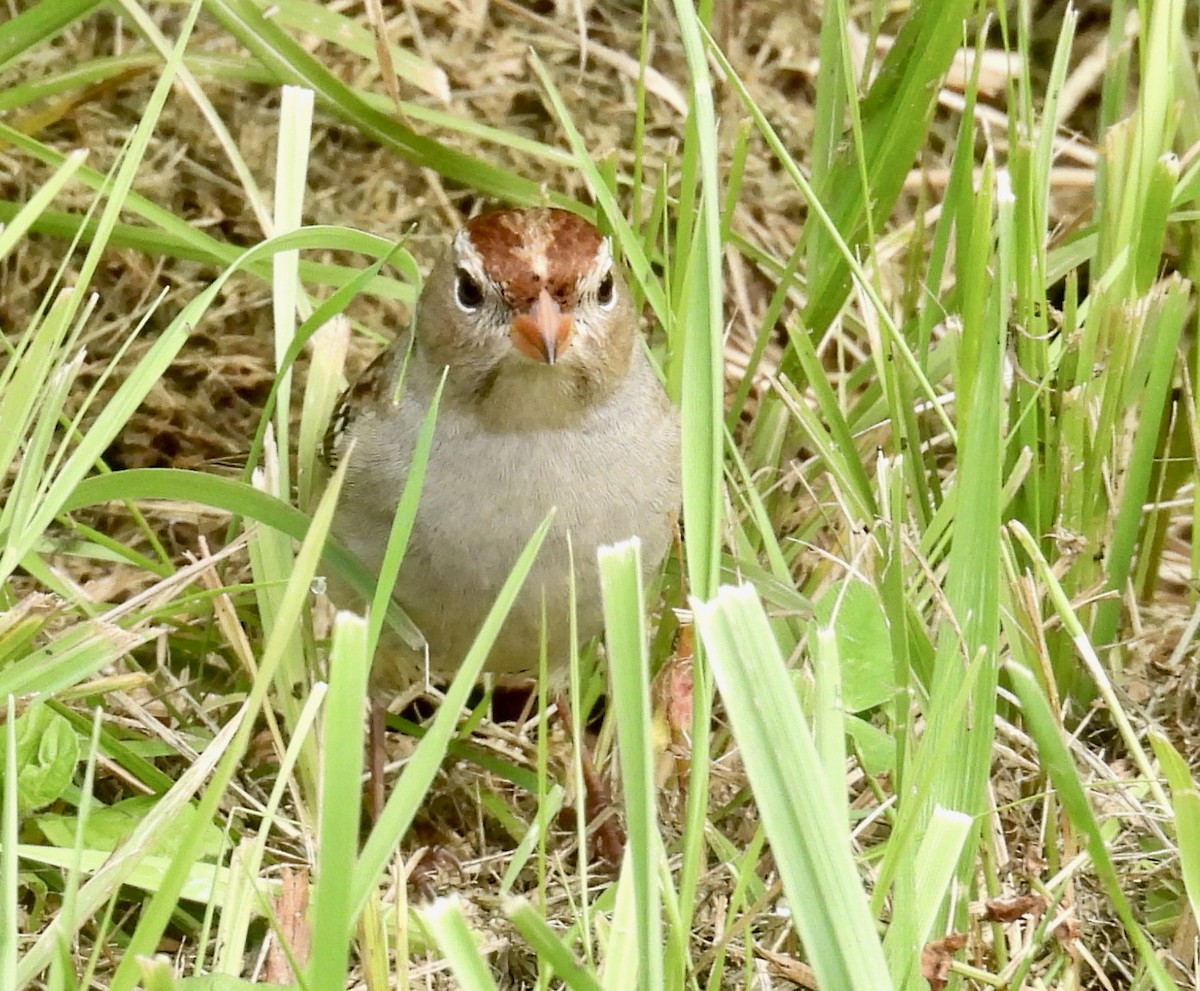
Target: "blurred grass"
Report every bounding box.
[2,1,1199,990]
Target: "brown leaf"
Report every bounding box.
[982,893,1048,922]
[921,932,967,991]
[1054,915,1082,945]
[755,943,819,990]
[651,629,695,788]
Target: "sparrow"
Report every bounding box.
[323,207,681,694]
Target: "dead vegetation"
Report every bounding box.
[4,1,1198,988]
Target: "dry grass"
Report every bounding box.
[4,1,1198,988]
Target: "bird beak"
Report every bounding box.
[511,289,574,365]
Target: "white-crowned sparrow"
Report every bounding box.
[324,207,681,693]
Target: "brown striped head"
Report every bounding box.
[413,207,638,419]
[464,208,606,312]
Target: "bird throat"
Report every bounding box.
[466,359,607,433]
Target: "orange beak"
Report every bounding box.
[510,288,574,365]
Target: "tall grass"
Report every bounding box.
[2,1,1198,990]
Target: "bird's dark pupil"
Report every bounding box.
[598,272,614,304]
[456,270,483,308]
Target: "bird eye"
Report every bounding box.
[597,271,616,309]
[455,269,484,311]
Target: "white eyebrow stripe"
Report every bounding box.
[592,237,613,279]
[453,231,492,284]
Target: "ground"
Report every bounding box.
[4,1,1198,988]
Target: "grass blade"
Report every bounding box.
[693,584,892,991]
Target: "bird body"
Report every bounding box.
[325,208,680,691]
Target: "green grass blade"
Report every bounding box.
[307,612,371,988]
[99,414,352,991]
[598,539,661,991]
[1149,732,1200,929]
[1006,661,1179,991]
[505,897,606,991]
[0,0,104,70]
[1,698,17,987]
[802,0,975,333]
[204,0,558,206]
[367,370,446,657]
[422,898,501,991]
[693,584,892,991]
[351,514,554,919]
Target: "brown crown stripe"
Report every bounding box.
[465,208,604,308]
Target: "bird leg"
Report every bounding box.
[554,692,625,867]
[369,699,387,823]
